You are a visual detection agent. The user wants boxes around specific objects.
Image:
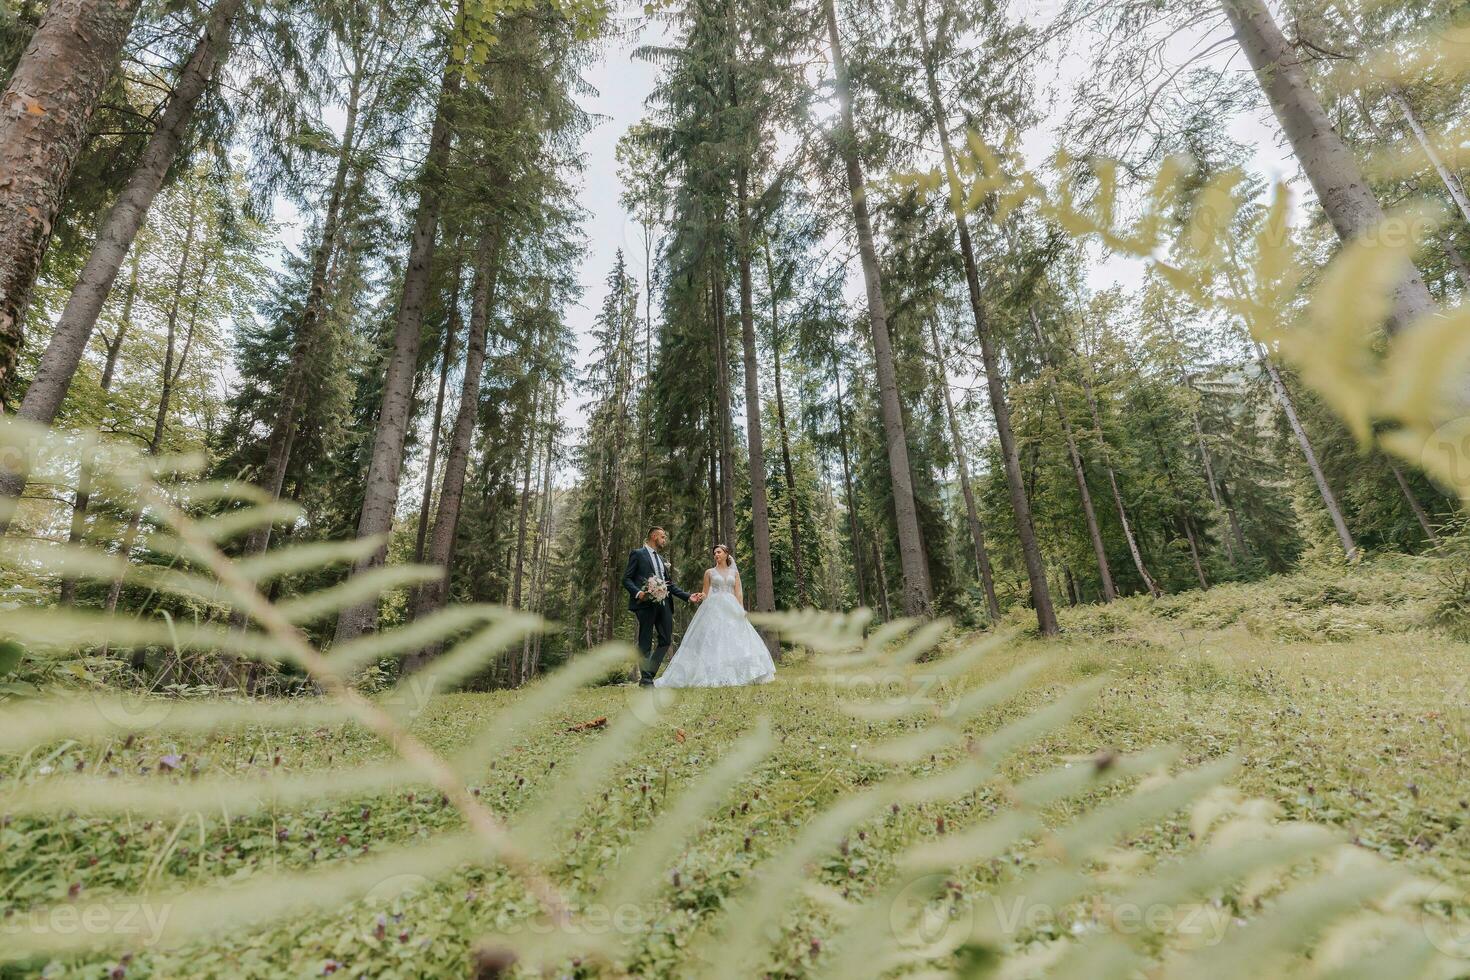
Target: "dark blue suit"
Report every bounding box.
[624,546,691,684]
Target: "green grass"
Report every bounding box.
[4,557,1469,978]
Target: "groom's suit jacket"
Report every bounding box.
[623,546,691,613]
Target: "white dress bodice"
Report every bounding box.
[707,565,738,596]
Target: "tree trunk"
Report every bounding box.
[1073,334,1163,597]
[6,0,242,432]
[1181,514,1208,590]
[58,243,141,605]
[1389,458,1440,546]
[98,242,140,391]
[912,0,1052,633]
[1389,86,1470,229]
[1185,384,1246,563]
[870,535,892,621]
[332,43,460,645]
[148,193,199,453]
[413,260,461,567]
[405,230,499,668]
[823,0,932,618]
[735,171,777,640]
[1257,345,1357,560]
[637,226,655,529]
[100,198,200,641]
[596,281,635,642]
[1026,307,1114,603]
[831,355,867,608]
[711,263,738,547]
[0,0,140,402]
[926,316,1001,618]
[708,419,720,553]
[1351,91,1470,287]
[764,239,808,607]
[1221,0,1433,332]
[510,385,542,610]
[149,256,203,455]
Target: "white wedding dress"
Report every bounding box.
[655,565,776,688]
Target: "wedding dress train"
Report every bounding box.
[655,565,776,688]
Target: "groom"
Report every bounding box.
[624,526,702,687]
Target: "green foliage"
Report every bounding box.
[2,420,1462,975]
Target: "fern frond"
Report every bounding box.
[0,697,365,754]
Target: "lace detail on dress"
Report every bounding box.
[654,565,775,688]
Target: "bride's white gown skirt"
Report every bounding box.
[655,589,776,688]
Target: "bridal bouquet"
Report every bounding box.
[643,575,670,602]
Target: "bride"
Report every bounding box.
[655,544,776,688]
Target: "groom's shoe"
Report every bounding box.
[638,670,654,688]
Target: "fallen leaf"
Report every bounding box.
[674,729,686,743]
[566,716,607,733]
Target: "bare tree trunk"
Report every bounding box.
[926,316,1001,618]
[510,385,542,610]
[414,262,461,567]
[708,420,720,553]
[1222,0,1433,332]
[1388,457,1441,546]
[1186,391,1248,563]
[333,40,460,645]
[763,240,808,607]
[1389,87,1470,228]
[5,0,242,435]
[914,0,1052,632]
[58,244,141,605]
[870,535,891,621]
[403,233,498,672]
[637,229,654,530]
[98,242,140,391]
[711,264,738,547]
[831,356,867,608]
[823,0,932,618]
[1257,345,1357,560]
[734,179,777,630]
[522,428,554,680]
[595,285,634,642]
[1181,514,1208,590]
[1351,91,1470,287]
[1026,307,1114,603]
[1073,335,1163,597]
[0,0,140,401]
[100,200,200,643]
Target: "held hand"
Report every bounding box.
[637,590,646,601]
[691,592,704,603]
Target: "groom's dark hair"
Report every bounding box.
[646,525,665,539]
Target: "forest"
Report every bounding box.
[3,0,1470,976]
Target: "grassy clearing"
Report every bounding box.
[3,557,1469,978]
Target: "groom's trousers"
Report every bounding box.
[634,602,673,685]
